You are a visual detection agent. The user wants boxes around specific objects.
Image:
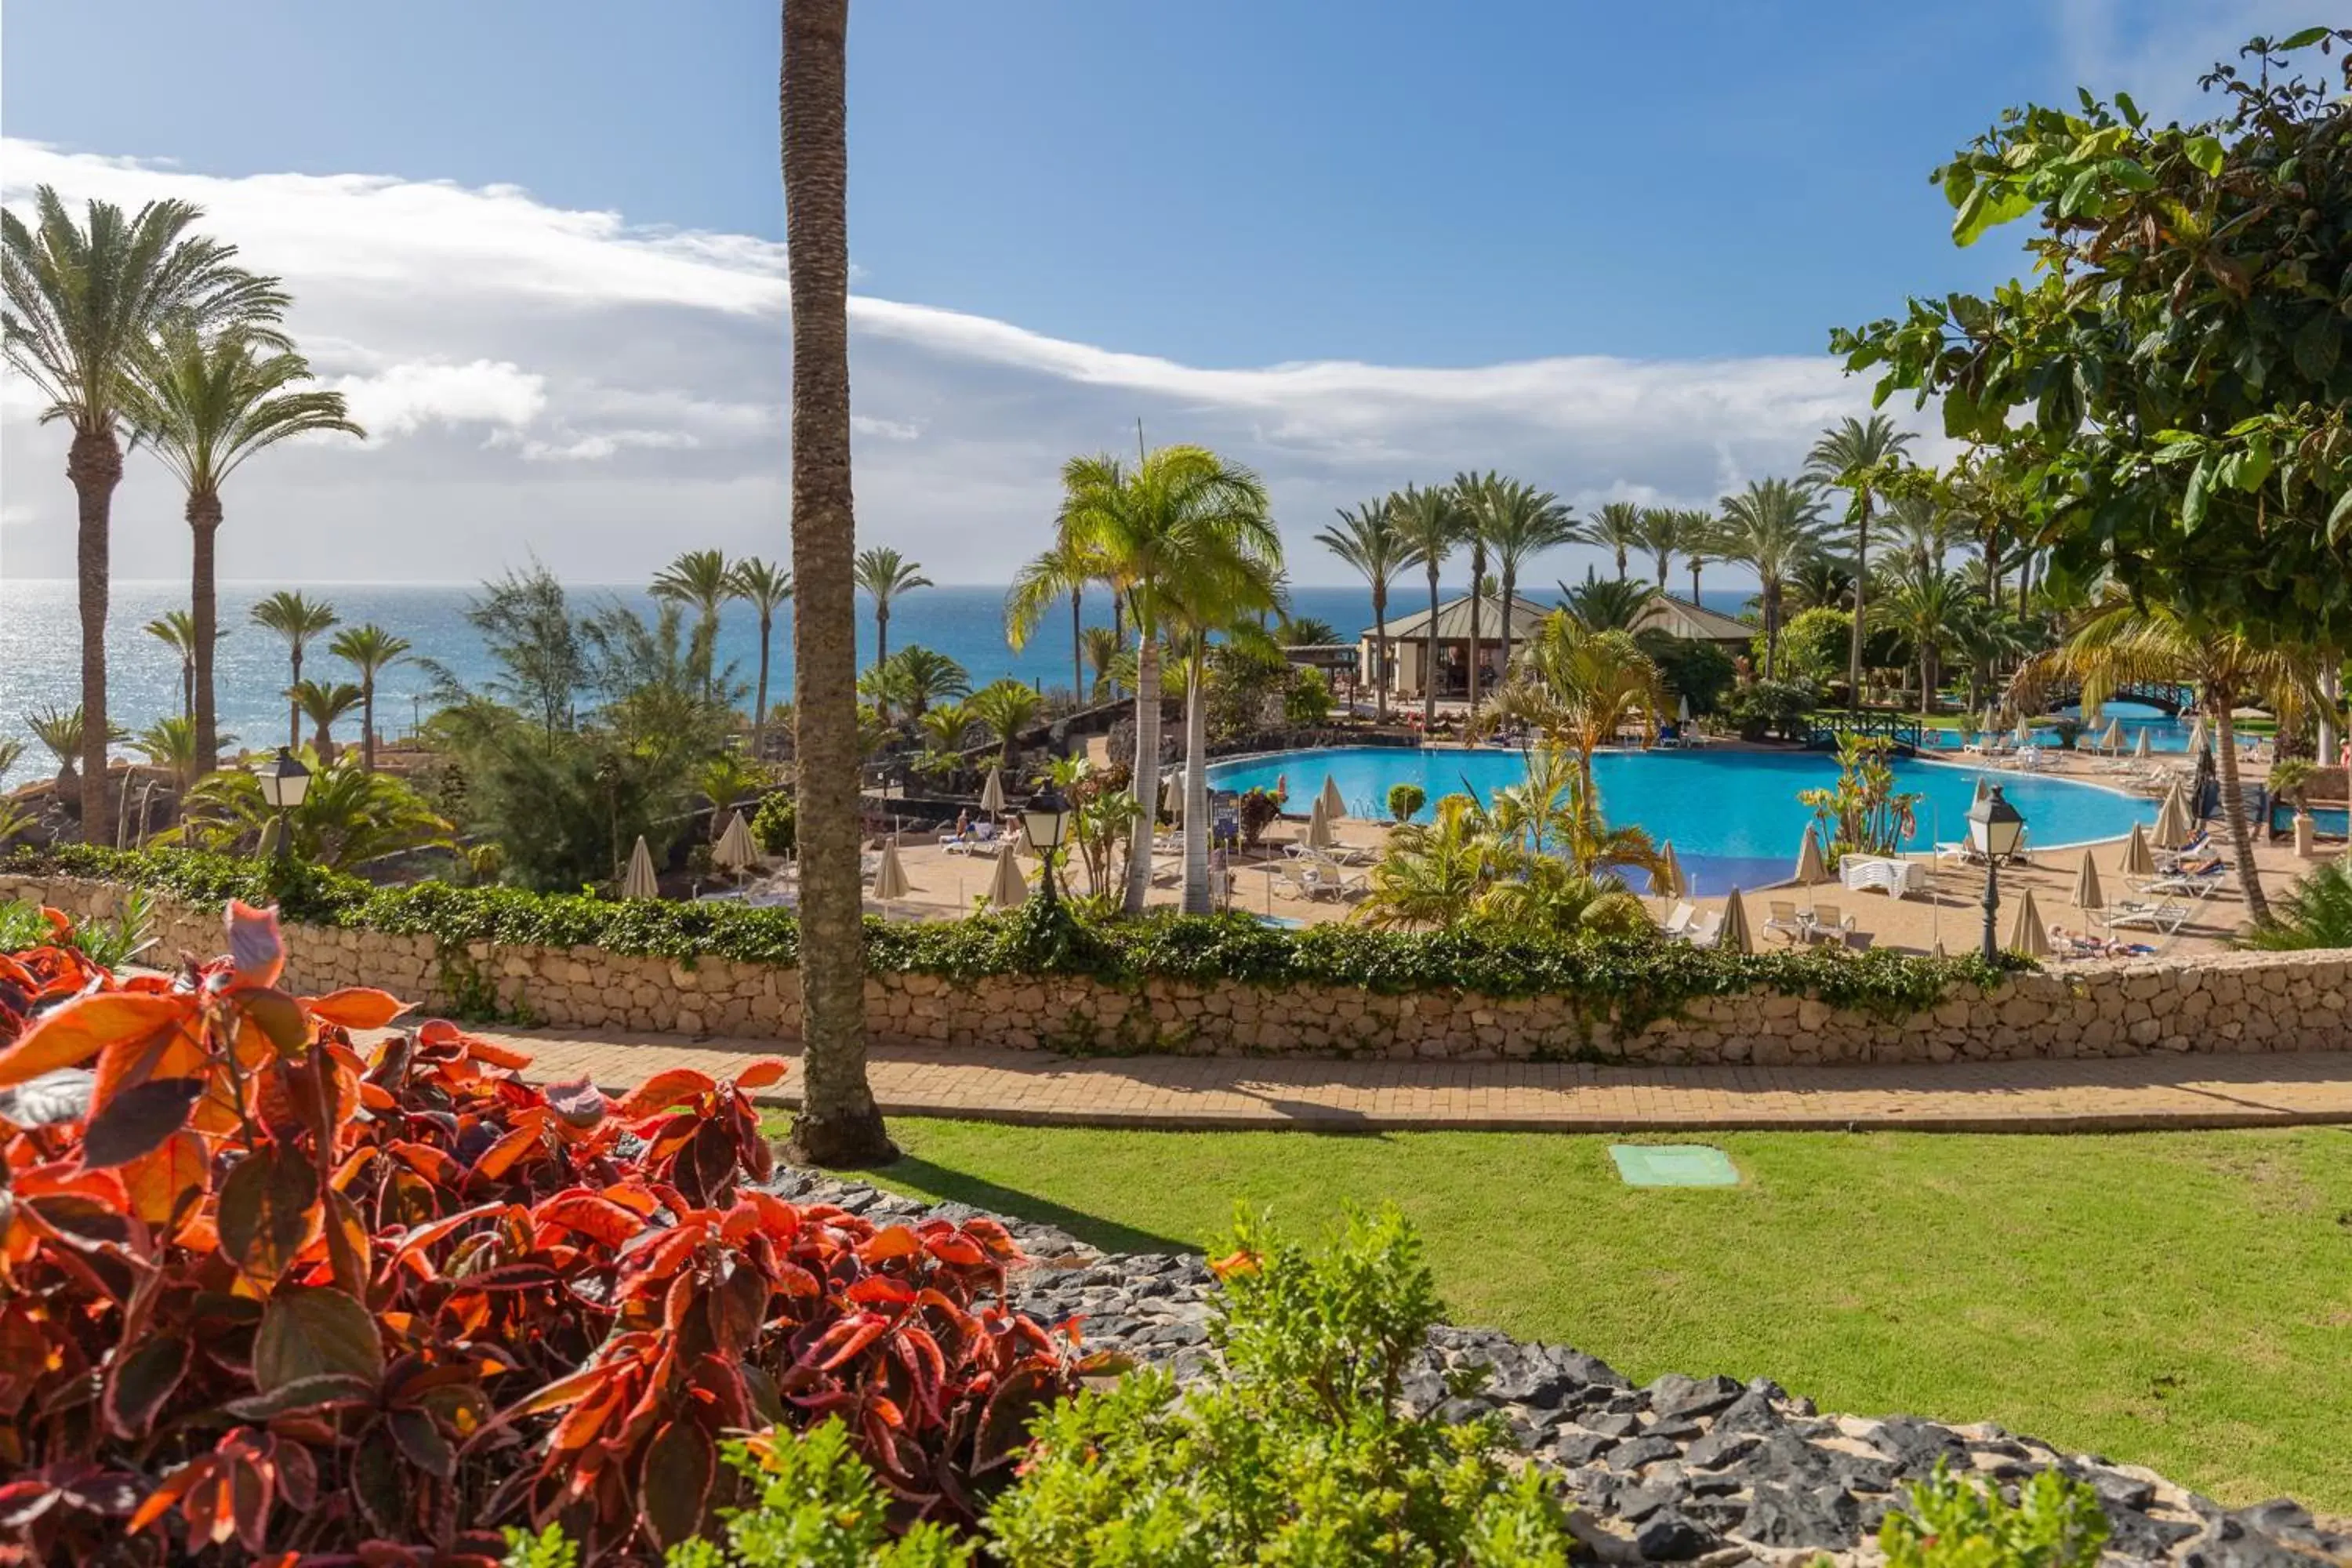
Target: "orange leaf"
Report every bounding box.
[225,901,285,989]
[729,1058,790,1091]
[612,1068,718,1119]
[121,1131,209,1229]
[533,1192,644,1248]
[465,1036,532,1069]
[305,988,412,1031]
[472,1120,545,1182]
[0,993,195,1089]
[857,1225,922,1263]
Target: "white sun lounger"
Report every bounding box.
[2103,898,2192,935]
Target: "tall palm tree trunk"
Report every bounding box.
[1371,581,1389,725]
[1689,559,1702,603]
[1181,664,1213,916]
[1069,586,1083,704]
[780,0,890,1167]
[875,603,890,681]
[1763,583,1781,681]
[359,679,377,773]
[1846,495,1870,714]
[1123,637,1162,913]
[192,497,221,770]
[1466,544,1485,717]
[68,428,120,840]
[753,610,773,758]
[1497,567,1517,695]
[287,648,303,752]
[2211,702,2271,924]
[1423,564,1440,728]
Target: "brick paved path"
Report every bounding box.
[402,1025,2352,1134]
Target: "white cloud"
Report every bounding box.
[2053,0,2325,123]
[1,138,1934,586]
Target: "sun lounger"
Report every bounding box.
[2138,863,2230,899]
[942,822,1000,855]
[1806,902,1857,941]
[2103,898,2191,935]
[1763,901,1809,945]
[1682,909,1724,949]
[1661,900,1697,938]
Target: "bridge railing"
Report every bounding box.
[1805,712,1926,753]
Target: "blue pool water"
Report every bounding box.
[1915,701,2202,754]
[1207,746,2160,896]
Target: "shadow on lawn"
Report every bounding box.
[851,1151,1198,1258]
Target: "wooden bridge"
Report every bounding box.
[1805,712,1926,753]
[2034,679,2192,717]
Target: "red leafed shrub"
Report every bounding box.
[0,901,1096,1566]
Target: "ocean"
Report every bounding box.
[0,577,1759,789]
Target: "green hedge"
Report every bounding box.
[5,845,2024,1019]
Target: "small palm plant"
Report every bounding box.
[2238,858,2352,952]
[328,623,412,771]
[292,678,364,765]
[135,714,237,799]
[26,704,125,797]
[251,590,339,750]
[965,680,1044,764]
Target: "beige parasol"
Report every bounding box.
[1794,825,1830,887]
[986,845,1028,910]
[1653,840,1686,901]
[2006,885,2050,958]
[2187,713,2209,754]
[621,835,659,900]
[1163,770,1182,826]
[2071,848,2105,913]
[1318,773,1346,820]
[2121,821,2157,878]
[2132,728,2153,760]
[2100,717,2124,753]
[2152,783,2191,849]
[1718,888,1754,954]
[978,767,1007,815]
[714,811,758,874]
[870,840,910,901]
[1306,793,1334,850]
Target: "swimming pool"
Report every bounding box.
[1915,701,2205,754]
[1207,745,2160,896]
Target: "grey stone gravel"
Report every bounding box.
[777,1167,2343,1565]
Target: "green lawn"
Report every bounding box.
[832,1121,2352,1512]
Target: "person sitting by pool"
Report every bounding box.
[937,811,976,848]
[2051,925,2156,960]
[1657,720,1680,746]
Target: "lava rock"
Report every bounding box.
[1869,1417,1969,1472]
[1642,1416,1704,1443]
[1740,1481,1863,1551]
[1584,1410,1640,1439]
[1606,1436,1682,1472]
[1684,1428,1762,1472]
[1709,1389,1788,1436]
[1554,1429,1614,1466]
[1635,1510,1720,1560]
[1647,1373,1744,1421]
[2104,1504,2203,1559]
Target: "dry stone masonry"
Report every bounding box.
[9,874,2350,1065]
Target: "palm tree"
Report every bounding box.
[143,610,200,721]
[1588,502,1646,581]
[1806,414,1917,713]
[27,703,124,802]
[122,324,364,771]
[1166,550,1283,915]
[650,548,735,697]
[1674,510,1717,603]
[1007,532,1101,706]
[852,546,932,700]
[134,714,216,800]
[1080,625,1126,702]
[1789,556,1857,615]
[965,679,1044,764]
[169,753,452,870]
[1635,507,1686,590]
[1389,483,1463,729]
[1559,575,1657,633]
[2020,592,2322,926]
[1461,476,1577,690]
[728,556,793,757]
[1488,745,1668,889]
[3,190,288,840]
[1882,489,1958,577]
[781,0,889,1165]
[1484,612,1669,796]
[292,679,364,765]
[1314,496,1419,725]
[1053,444,1274,914]
[1871,564,1966,714]
[864,645,969,719]
[1715,479,1830,680]
[327,623,411,772]
[250,590,339,750]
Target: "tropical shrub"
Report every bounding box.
[1717,679,1819,742]
[2238,858,2352,952]
[985,1208,1579,1564]
[1283,665,1334,728]
[1879,1464,2107,1568]
[0,900,1087,1564]
[1796,735,1922,869]
[1236,787,1283,848]
[1388,782,1427,822]
[165,753,455,869]
[1635,631,1736,717]
[752,791,798,856]
[1757,607,1851,689]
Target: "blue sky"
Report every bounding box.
[0,1,2318,582]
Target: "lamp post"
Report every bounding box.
[255,747,310,864]
[1965,783,2025,963]
[1022,782,1073,910]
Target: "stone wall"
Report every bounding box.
[9,873,2350,1065]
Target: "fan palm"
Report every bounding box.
[728,557,793,758]
[1007,532,1102,706]
[779,0,887,1164]
[1715,479,1831,680]
[292,679,364,765]
[1485,612,1669,797]
[1806,414,1917,712]
[2,187,287,840]
[328,623,411,772]
[2018,590,2325,925]
[649,548,735,698]
[122,323,364,770]
[1588,502,1646,581]
[27,703,125,798]
[1461,475,1577,689]
[1053,444,1275,913]
[1314,496,1421,724]
[250,590,339,750]
[143,609,201,722]
[965,679,1044,764]
[1389,483,1464,729]
[852,546,932,699]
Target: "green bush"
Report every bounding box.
[751,790,797,855]
[2238,858,2352,952]
[1718,679,1820,742]
[985,1208,1577,1565]
[1880,1464,2108,1568]
[1759,607,1851,688]
[1388,782,1427,822]
[5,844,2024,1022]
[1237,787,1284,848]
[1284,665,1334,727]
[1636,631,1737,717]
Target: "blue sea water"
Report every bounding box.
[1207,745,2158,897]
[0,578,1765,789]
